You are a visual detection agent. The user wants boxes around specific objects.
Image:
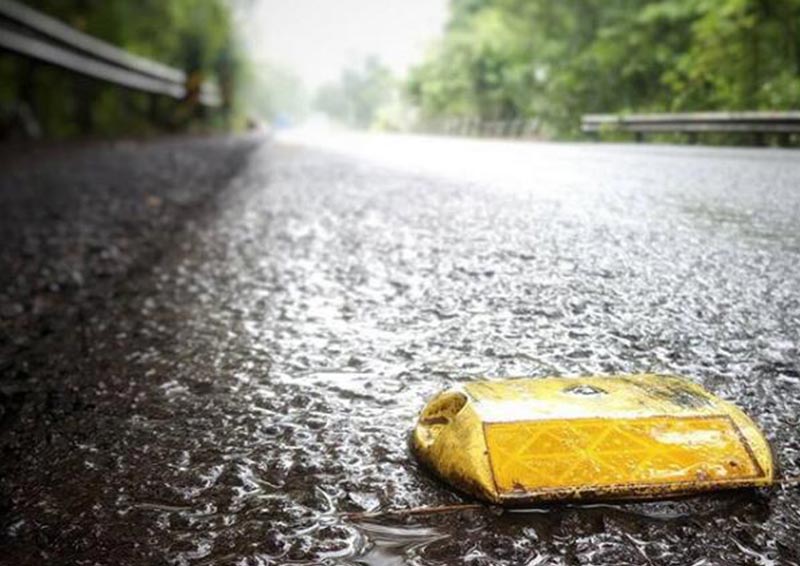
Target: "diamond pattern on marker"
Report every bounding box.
[485,416,758,494]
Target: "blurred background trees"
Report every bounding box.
[239,60,308,127]
[2,0,800,141]
[407,0,800,137]
[314,57,395,129]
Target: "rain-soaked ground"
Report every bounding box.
[1,133,799,565]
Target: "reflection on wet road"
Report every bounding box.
[2,134,800,565]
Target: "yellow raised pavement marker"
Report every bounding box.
[411,374,774,505]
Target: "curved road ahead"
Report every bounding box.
[1,133,799,565]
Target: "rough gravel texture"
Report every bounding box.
[1,134,799,565]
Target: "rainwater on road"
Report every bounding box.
[1,133,799,565]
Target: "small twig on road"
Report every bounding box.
[341,503,485,521]
[343,478,800,521]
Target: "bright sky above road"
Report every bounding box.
[236,0,449,89]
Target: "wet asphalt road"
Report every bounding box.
[1,133,800,565]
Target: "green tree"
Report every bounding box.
[407,0,800,139]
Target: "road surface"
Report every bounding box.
[1,133,799,565]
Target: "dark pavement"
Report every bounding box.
[1,133,799,565]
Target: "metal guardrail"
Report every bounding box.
[582,112,800,137]
[0,0,221,107]
[418,117,541,139]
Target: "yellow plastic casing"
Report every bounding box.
[411,374,774,505]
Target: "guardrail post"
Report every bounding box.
[524,119,539,138]
[16,56,36,114]
[148,93,160,126]
[74,76,95,135]
[12,57,41,138]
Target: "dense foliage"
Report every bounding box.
[407,0,800,137]
[0,0,238,138]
